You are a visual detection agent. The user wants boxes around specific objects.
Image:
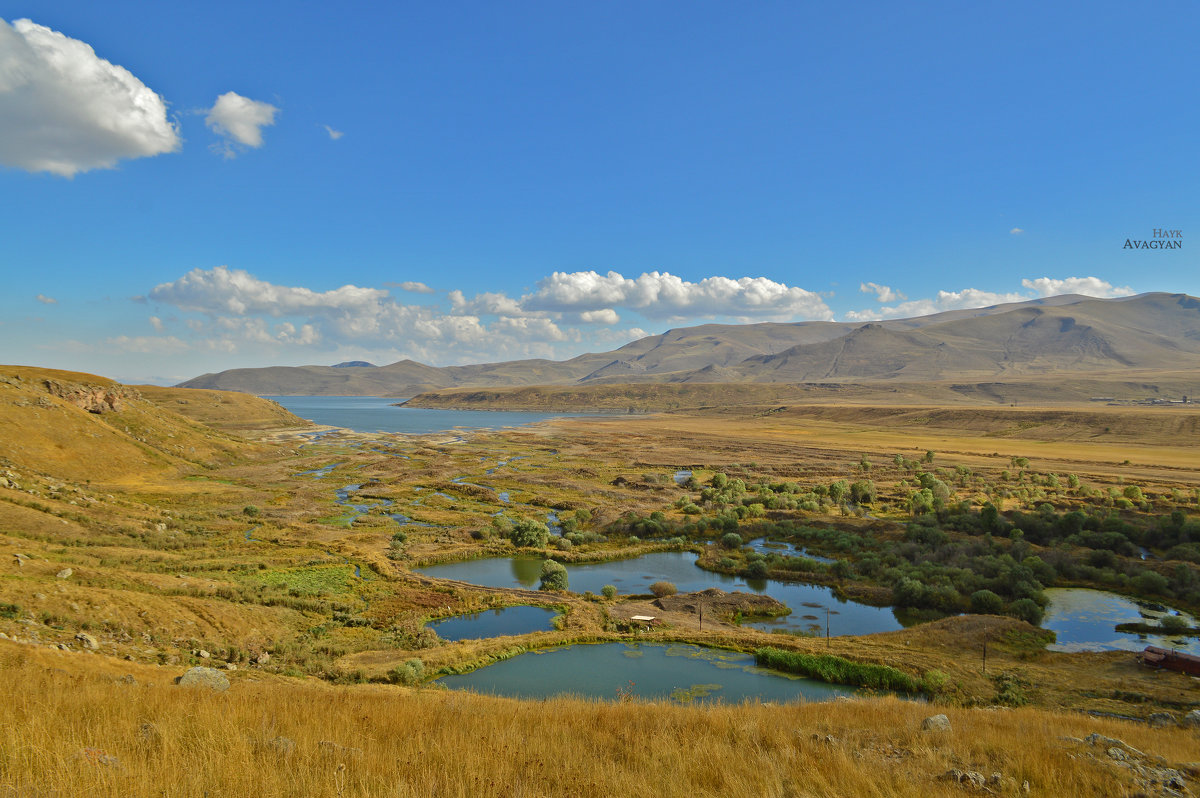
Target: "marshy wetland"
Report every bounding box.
[2,370,1199,795]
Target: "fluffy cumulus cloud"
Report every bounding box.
[846,276,1135,321]
[1021,276,1134,299]
[521,270,833,321]
[205,91,278,156]
[0,18,180,176]
[859,282,906,303]
[391,281,434,294]
[149,266,388,316]
[143,266,828,366]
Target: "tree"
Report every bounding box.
[539,559,568,591]
[649,581,677,597]
[1006,598,1044,626]
[849,480,876,505]
[601,584,617,600]
[720,532,743,549]
[511,519,550,548]
[829,480,849,504]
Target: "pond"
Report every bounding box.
[265,395,594,434]
[416,551,905,637]
[437,642,867,703]
[745,538,836,564]
[1042,588,1200,655]
[428,605,560,641]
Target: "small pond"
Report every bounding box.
[1042,588,1199,655]
[265,395,594,434]
[745,538,836,564]
[417,551,905,637]
[437,642,867,703]
[428,605,559,641]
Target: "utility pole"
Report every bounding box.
[698,603,703,632]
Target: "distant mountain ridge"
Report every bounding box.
[176,293,1200,396]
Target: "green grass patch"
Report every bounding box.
[250,564,357,596]
[754,647,923,694]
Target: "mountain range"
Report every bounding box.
[176,293,1200,396]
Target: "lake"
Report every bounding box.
[265,395,592,434]
[417,551,905,637]
[428,605,560,640]
[1042,587,1199,655]
[438,641,866,703]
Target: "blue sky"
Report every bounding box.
[1,1,1195,384]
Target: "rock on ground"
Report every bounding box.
[921,714,951,731]
[175,666,230,692]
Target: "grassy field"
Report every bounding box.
[2,365,1198,794]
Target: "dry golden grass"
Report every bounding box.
[3,641,1199,797]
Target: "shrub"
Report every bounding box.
[511,519,550,549]
[969,589,1005,615]
[720,532,743,549]
[649,581,677,598]
[1006,598,1044,626]
[849,480,876,505]
[554,537,573,551]
[243,505,260,517]
[388,658,425,686]
[601,584,617,600]
[539,560,568,591]
[746,560,769,579]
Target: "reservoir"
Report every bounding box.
[417,551,905,637]
[438,641,867,703]
[265,395,591,434]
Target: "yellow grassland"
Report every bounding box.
[1,365,1199,795]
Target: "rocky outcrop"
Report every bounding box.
[40,379,139,414]
[175,666,230,692]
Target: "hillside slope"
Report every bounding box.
[177,293,1200,395]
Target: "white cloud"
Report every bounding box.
[1021,276,1134,299]
[846,275,1136,321]
[35,293,57,304]
[149,266,388,316]
[393,281,434,294]
[578,309,620,325]
[323,124,343,140]
[105,335,190,354]
[149,315,164,332]
[0,18,180,176]
[1010,227,1024,235]
[859,282,906,303]
[521,270,833,321]
[205,91,277,156]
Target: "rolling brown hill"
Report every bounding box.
[177,292,1200,396]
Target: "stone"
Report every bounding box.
[1107,747,1128,762]
[175,666,230,692]
[196,649,211,659]
[224,663,237,671]
[921,714,951,731]
[1148,712,1177,728]
[255,652,270,665]
[75,632,99,650]
[1181,709,1200,729]
[941,769,986,789]
[55,568,72,579]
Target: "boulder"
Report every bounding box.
[1148,712,1177,728]
[175,666,230,692]
[75,632,99,650]
[1181,709,1200,729]
[921,714,951,731]
[55,568,72,579]
[940,769,985,789]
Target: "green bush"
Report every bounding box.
[512,519,550,548]
[601,584,617,600]
[1006,598,1044,626]
[969,589,1005,615]
[539,559,568,591]
[649,581,677,597]
[389,658,425,686]
[720,532,743,549]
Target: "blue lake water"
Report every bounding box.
[438,641,867,703]
[428,605,560,640]
[417,551,905,637]
[265,395,592,434]
[1042,588,1199,655]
